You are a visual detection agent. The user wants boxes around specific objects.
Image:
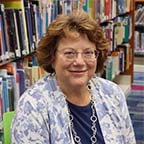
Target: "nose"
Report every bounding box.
[73,53,85,65]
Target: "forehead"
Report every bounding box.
[57,35,96,50]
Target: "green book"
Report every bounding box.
[3,111,14,144]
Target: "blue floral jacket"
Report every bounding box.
[11,73,136,144]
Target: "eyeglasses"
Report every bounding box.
[57,48,99,61]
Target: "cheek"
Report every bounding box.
[52,58,70,71]
[89,60,97,70]
[88,62,97,77]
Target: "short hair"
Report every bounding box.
[36,10,110,74]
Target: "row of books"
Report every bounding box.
[0,0,133,62]
[52,0,132,23]
[56,0,132,23]
[0,0,134,107]
[0,0,55,63]
[102,15,132,51]
[0,56,46,130]
[104,43,131,80]
[135,4,144,56]
[135,31,144,56]
[95,0,132,23]
[135,3,144,26]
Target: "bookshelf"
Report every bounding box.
[135,0,144,2]
[0,1,135,100]
[97,0,135,94]
[0,0,48,142]
[0,0,135,105]
[134,0,144,56]
[0,0,135,142]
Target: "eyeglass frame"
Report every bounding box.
[56,48,100,61]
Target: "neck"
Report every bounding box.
[61,86,91,106]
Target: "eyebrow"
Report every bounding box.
[61,48,96,51]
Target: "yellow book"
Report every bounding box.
[89,0,95,19]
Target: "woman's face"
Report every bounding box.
[52,35,97,89]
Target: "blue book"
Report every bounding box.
[0,68,9,112]
[17,69,26,96]
[118,0,124,14]
[0,4,10,60]
[25,6,34,52]
[83,0,89,12]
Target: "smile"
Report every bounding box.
[69,70,87,73]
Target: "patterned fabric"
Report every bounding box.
[11,73,136,144]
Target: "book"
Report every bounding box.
[83,0,89,13]
[24,1,35,52]
[5,8,21,58]
[105,56,113,80]
[123,16,131,43]
[105,0,111,20]
[0,4,10,60]
[24,66,32,89]
[0,77,3,130]
[117,43,131,71]
[111,0,117,18]
[0,69,9,113]
[17,69,25,96]
[0,62,17,105]
[111,51,120,76]
[15,9,27,55]
[115,21,124,45]
[31,0,43,42]
[14,72,20,108]
[29,1,36,46]
[72,0,79,12]
[89,0,95,19]
[99,0,105,22]
[0,15,3,62]
[118,47,125,72]
[63,0,72,14]
[32,66,39,84]
[7,75,15,111]
[118,0,124,14]
[0,0,30,55]
[95,0,100,23]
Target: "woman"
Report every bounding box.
[11,10,136,144]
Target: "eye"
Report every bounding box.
[84,50,94,56]
[64,51,75,58]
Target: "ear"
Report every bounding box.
[51,58,55,69]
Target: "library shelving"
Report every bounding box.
[0,0,135,142]
[0,0,48,142]
[97,0,135,96]
[0,0,135,104]
[0,0,135,105]
[134,0,144,56]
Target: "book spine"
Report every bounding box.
[0,4,10,60]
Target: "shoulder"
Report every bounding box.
[91,75,122,93]
[90,75,126,104]
[16,73,60,112]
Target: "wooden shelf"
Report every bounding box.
[0,59,14,66]
[119,84,131,98]
[113,75,131,98]
[135,0,144,2]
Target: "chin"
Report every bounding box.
[70,80,88,87]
